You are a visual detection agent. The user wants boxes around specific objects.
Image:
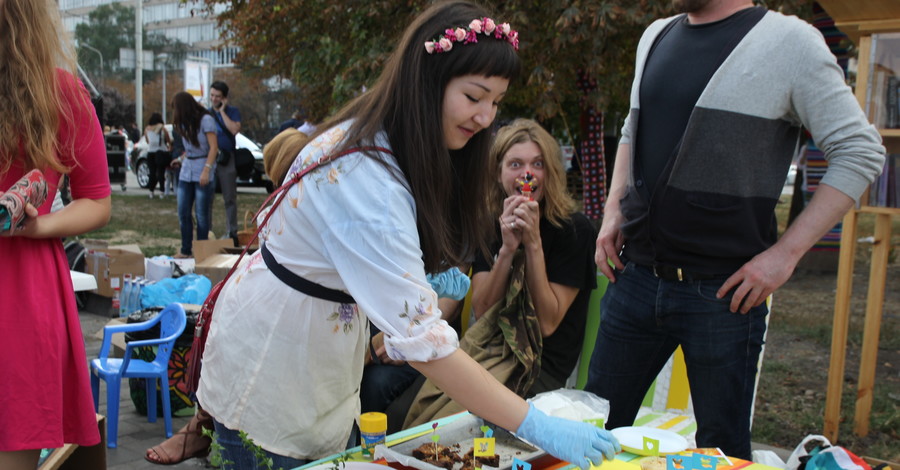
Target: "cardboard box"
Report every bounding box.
[39,414,106,470]
[82,239,144,298]
[195,253,244,285]
[192,239,252,285]
[193,238,235,263]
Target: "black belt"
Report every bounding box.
[649,264,724,282]
[261,243,356,304]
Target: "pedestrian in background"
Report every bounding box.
[143,112,172,199]
[208,81,241,243]
[172,91,218,258]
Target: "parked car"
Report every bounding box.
[131,125,274,193]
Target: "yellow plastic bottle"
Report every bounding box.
[359,412,387,458]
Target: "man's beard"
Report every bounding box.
[673,0,713,13]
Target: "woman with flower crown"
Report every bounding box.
[185,1,619,469]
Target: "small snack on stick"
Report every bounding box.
[516,171,536,200]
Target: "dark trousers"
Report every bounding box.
[584,261,768,460]
[147,151,171,192]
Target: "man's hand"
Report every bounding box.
[595,211,625,282]
[717,245,796,313]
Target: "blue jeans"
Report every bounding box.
[177,179,214,256]
[584,261,767,460]
[212,418,309,470]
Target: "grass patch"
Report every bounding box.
[82,192,270,257]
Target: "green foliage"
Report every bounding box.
[204,0,814,139]
[74,3,189,84]
[202,428,233,468]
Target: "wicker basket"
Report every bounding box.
[236,210,258,248]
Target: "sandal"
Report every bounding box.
[173,252,192,259]
[144,410,213,465]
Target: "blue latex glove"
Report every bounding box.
[516,403,620,470]
[426,267,471,300]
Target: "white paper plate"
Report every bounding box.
[610,426,688,456]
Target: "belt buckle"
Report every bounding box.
[653,265,684,281]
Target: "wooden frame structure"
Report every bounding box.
[818,0,900,442]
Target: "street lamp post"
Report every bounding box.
[157,53,169,123]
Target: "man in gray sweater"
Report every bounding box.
[586,0,885,460]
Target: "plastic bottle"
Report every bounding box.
[111,287,121,317]
[130,277,143,313]
[359,412,387,458]
[120,274,133,317]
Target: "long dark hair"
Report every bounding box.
[148,112,164,126]
[317,0,521,273]
[172,91,209,147]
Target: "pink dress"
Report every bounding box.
[0,71,109,450]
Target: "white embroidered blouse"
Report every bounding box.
[196,122,460,459]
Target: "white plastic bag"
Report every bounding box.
[753,450,787,469]
[528,388,610,422]
[785,435,832,470]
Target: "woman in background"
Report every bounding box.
[143,112,172,199]
[171,91,218,258]
[0,1,111,468]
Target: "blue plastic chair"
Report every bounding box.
[90,303,187,448]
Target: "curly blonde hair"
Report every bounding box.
[0,0,82,176]
[488,119,576,227]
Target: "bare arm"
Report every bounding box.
[218,103,241,135]
[718,183,854,313]
[410,349,529,431]
[595,143,631,282]
[13,196,111,239]
[200,131,218,187]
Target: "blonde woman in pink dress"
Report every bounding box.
[0,1,111,469]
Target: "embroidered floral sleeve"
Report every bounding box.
[291,125,459,362]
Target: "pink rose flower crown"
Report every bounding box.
[424,17,519,54]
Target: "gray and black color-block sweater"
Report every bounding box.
[619,10,886,274]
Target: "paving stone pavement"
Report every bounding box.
[80,307,209,469]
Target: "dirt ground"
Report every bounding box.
[754,255,900,461]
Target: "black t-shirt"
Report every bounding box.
[634,7,764,199]
[473,212,597,385]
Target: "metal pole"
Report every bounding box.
[135,0,143,130]
[157,53,169,123]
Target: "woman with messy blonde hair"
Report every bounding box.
[0,0,111,468]
[475,118,595,393]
